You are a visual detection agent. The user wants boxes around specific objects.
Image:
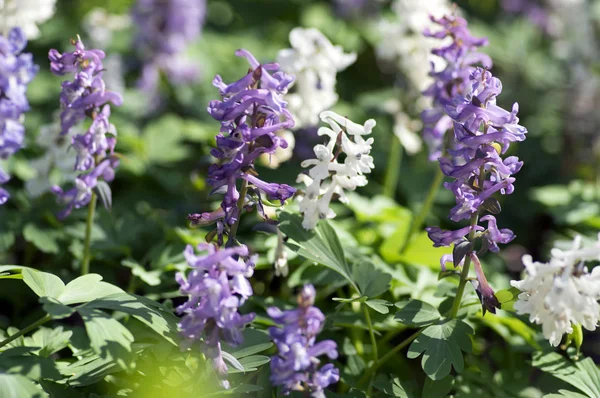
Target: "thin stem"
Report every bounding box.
[362,304,378,397]
[81,192,97,276]
[449,212,479,318]
[401,167,444,253]
[357,328,422,387]
[383,137,403,198]
[0,315,51,349]
[227,179,249,244]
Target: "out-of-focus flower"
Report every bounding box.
[83,8,131,48]
[278,28,356,127]
[194,49,296,243]
[511,235,600,346]
[25,118,78,198]
[176,243,257,388]
[0,27,38,204]
[0,0,56,39]
[132,0,206,101]
[382,98,423,155]
[268,285,339,396]
[49,37,122,218]
[297,111,376,230]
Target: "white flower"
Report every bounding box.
[25,119,78,198]
[83,8,131,48]
[278,28,356,127]
[511,234,600,346]
[297,111,375,229]
[376,0,452,93]
[383,98,423,155]
[0,0,56,39]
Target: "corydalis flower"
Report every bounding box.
[277,28,356,127]
[0,0,56,39]
[511,235,600,346]
[132,0,205,100]
[176,243,256,387]
[421,14,492,161]
[268,285,339,397]
[425,20,527,314]
[49,37,123,219]
[0,27,38,205]
[297,111,376,230]
[194,49,296,242]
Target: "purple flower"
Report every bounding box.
[176,243,256,387]
[132,0,206,102]
[196,49,297,243]
[0,27,38,205]
[421,15,491,161]
[268,285,339,396]
[425,15,528,315]
[49,38,122,219]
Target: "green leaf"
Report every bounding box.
[544,391,589,398]
[81,293,180,346]
[226,329,273,359]
[532,352,600,398]
[39,297,75,319]
[395,300,441,327]
[353,261,391,298]
[22,269,65,299]
[56,354,121,387]
[279,212,355,289]
[78,308,134,366]
[122,260,162,286]
[40,380,85,398]
[365,299,392,314]
[494,287,521,312]
[0,347,62,381]
[407,319,473,380]
[423,376,454,398]
[23,223,59,254]
[58,274,124,305]
[0,373,44,398]
[237,355,270,371]
[373,374,418,397]
[397,232,453,269]
[31,326,73,357]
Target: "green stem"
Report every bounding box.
[362,304,379,396]
[0,315,51,349]
[401,168,444,253]
[449,213,479,318]
[81,192,97,276]
[383,137,403,198]
[227,179,249,244]
[357,329,422,387]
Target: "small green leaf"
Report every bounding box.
[395,300,441,327]
[121,260,161,286]
[353,261,391,298]
[423,376,454,398]
[56,354,121,387]
[58,274,124,305]
[365,299,392,314]
[279,212,355,289]
[373,374,418,397]
[31,326,73,357]
[39,297,75,319]
[23,224,59,254]
[237,355,270,370]
[22,269,65,299]
[494,287,520,312]
[78,308,134,366]
[407,319,473,380]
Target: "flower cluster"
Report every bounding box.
[189,49,296,242]
[511,235,600,346]
[421,14,492,161]
[48,37,123,218]
[0,0,56,39]
[132,0,205,100]
[0,28,38,205]
[297,111,376,230]
[277,28,356,127]
[268,285,339,397]
[176,243,256,387]
[425,24,527,313]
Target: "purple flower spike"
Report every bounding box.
[49,37,122,218]
[194,48,297,244]
[425,14,528,316]
[176,243,256,388]
[0,27,38,205]
[268,285,340,396]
